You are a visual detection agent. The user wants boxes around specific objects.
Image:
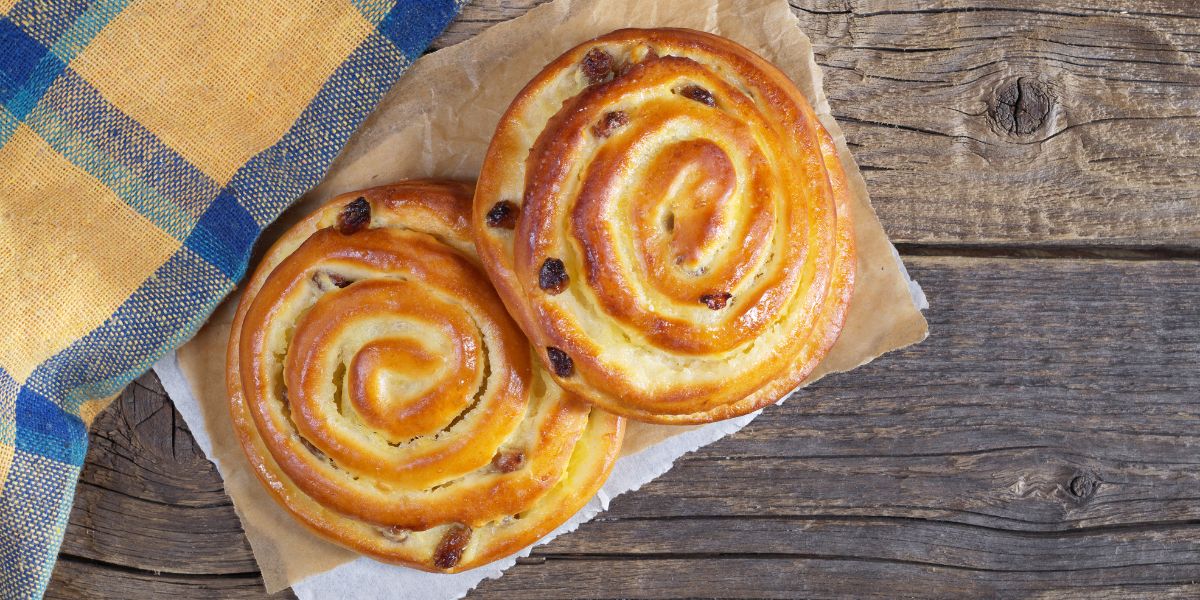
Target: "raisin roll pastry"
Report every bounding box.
[473,29,856,424]
[227,180,624,572]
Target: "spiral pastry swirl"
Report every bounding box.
[226,181,624,572]
[474,29,856,424]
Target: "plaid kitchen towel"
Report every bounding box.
[0,0,465,596]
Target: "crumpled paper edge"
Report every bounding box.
[152,252,922,599]
[152,354,758,599]
[151,0,932,593]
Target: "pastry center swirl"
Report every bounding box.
[475,33,857,421]
[288,279,485,446]
[230,181,625,570]
[532,57,802,355]
[241,224,598,530]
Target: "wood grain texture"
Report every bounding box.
[45,1,1200,597]
[48,256,1200,598]
[437,0,1200,249]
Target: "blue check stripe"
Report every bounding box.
[233,31,411,226]
[0,451,81,596]
[0,368,17,447]
[7,0,91,48]
[14,390,86,466]
[27,69,218,239]
[42,0,131,63]
[0,17,55,114]
[350,0,395,26]
[0,105,17,145]
[0,0,128,138]
[26,247,230,412]
[379,0,464,56]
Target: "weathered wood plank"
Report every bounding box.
[608,257,1200,532]
[43,3,1200,597]
[60,377,256,575]
[472,557,1200,599]
[47,557,294,600]
[538,515,1200,572]
[47,256,1200,598]
[434,0,1200,248]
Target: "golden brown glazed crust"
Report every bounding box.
[226,181,624,572]
[473,29,856,424]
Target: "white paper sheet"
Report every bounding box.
[154,353,760,599]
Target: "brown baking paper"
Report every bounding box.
[170,0,928,592]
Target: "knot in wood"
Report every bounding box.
[1067,471,1101,503]
[991,77,1052,136]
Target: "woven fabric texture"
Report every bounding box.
[0,1,464,596]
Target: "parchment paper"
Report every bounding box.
[158,0,929,596]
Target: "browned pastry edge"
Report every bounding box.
[226,180,624,572]
[473,29,856,424]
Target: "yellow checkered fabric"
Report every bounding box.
[0,1,464,596]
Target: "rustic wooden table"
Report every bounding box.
[46,1,1200,598]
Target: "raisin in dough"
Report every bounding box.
[227,180,624,571]
[473,29,856,424]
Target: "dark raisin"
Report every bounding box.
[546,347,574,377]
[538,258,569,295]
[491,449,525,473]
[485,200,520,229]
[337,197,371,234]
[432,525,472,570]
[591,110,629,138]
[581,47,613,85]
[700,292,732,310]
[680,85,716,107]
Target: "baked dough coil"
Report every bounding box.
[227,181,624,572]
[474,29,856,424]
